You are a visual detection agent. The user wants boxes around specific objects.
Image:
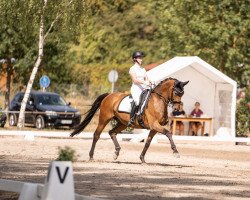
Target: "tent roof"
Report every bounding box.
[147,56,236,85]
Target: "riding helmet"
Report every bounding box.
[132,51,145,59]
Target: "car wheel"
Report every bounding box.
[35,115,45,129]
[9,114,17,126]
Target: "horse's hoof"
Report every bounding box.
[173,152,180,158]
[140,156,146,164]
[89,158,94,162]
[113,154,118,160]
[141,162,147,165]
[113,151,120,160]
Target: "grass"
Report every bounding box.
[65,95,112,132]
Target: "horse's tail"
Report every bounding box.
[70,93,110,137]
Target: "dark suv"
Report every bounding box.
[9,91,81,129]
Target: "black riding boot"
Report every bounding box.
[128,105,138,126]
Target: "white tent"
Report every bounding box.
[147,56,237,138]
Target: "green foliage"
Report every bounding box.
[110,118,133,133]
[56,146,77,162]
[236,87,250,137]
[156,0,249,87]
[0,0,249,93]
[68,0,249,93]
[0,0,87,88]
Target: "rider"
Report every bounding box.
[128,51,151,126]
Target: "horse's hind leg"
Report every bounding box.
[109,121,126,160]
[140,130,157,163]
[89,119,110,161]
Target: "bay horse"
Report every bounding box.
[70,78,188,163]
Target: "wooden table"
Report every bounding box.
[171,117,213,136]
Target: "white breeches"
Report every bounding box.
[131,84,144,105]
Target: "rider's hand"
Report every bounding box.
[151,81,156,86]
[144,81,150,86]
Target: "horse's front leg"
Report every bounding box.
[140,130,157,163]
[164,130,180,158]
[150,121,180,158]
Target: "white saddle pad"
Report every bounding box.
[118,96,134,113]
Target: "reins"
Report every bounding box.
[137,78,184,128]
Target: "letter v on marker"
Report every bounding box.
[56,166,69,184]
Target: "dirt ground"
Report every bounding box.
[0,135,250,200]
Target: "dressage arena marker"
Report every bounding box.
[41,161,74,200]
[0,161,102,200]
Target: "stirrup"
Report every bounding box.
[128,119,134,127]
[128,114,136,126]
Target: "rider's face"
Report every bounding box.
[135,57,143,65]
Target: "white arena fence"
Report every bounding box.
[0,161,102,200]
[0,110,249,144]
[0,129,250,144]
[1,109,249,144]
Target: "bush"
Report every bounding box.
[56,146,77,162]
[236,88,250,137]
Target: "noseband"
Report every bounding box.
[169,84,183,106]
[153,80,183,107]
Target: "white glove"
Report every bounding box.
[151,81,156,86]
[144,81,150,86]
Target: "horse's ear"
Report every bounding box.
[181,81,189,87]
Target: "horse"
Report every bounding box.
[70,78,189,163]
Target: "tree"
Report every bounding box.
[66,0,249,96]
[0,59,15,109]
[236,87,250,137]
[69,0,161,93]
[156,0,250,86]
[0,1,36,109]
[17,0,48,128]
[16,0,86,128]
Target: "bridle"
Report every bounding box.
[169,83,183,105]
[152,80,183,107]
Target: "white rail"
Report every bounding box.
[0,179,100,200]
[0,130,249,144]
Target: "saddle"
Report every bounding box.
[118,89,152,128]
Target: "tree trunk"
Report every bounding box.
[17,0,73,128]
[4,58,12,109]
[17,1,47,128]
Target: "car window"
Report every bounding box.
[29,96,35,104]
[15,93,32,103]
[17,93,24,103]
[36,94,67,106]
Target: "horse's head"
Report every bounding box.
[171,80,189,109]
[153,78,189,109]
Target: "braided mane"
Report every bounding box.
[154,77,176,90]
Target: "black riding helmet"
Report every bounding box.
[132,51,145,59]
